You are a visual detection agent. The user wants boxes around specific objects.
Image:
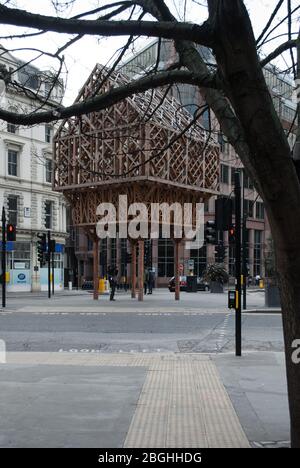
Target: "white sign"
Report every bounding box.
[24,207,31,218]
[14,262,26,269]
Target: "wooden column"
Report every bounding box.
[93,237,99,300]
[131,241,137,299]
[174,239,180,301]
[138,239,144,302]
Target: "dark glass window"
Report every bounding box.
[7,122,17,134]
[243,199,254,218]
[45,125,52,143]
[8,149,18,176]
[256,202,265,220]
[190,246,207,277]
[46,159,52,183]
[220,164,229,184]
[158,239,174,278]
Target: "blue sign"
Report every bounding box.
[0,241,14,251]
[18,273,26,281]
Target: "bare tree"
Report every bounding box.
[0,0,300,446]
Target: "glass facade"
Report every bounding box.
[158,239,174,278]
[190,246,207,277]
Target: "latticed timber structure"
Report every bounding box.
[53,64,220,299]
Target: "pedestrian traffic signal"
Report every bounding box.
[229,226,235,244]
[6,224,16,241]
[205,220,217,244]
[37,233,47,267]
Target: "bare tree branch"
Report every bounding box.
[260,39,297,67]
[0,68,219,125]
[0,4,214,46]
[255,0,285,45]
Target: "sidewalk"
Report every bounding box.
[1,352,250,448]
[0,288,271,314]
[0,350,289,448]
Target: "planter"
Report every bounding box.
[265,284,280,307]
[210,281,224,293]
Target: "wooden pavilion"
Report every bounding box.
[53,64,220,300]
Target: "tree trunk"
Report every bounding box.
[207,0,300,446]
[277,252,300,448]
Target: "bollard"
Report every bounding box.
[99,278,106,294]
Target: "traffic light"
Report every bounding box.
[229,225,235,244]
[215,244,226,263]
[205,220,217,244]
[6,224,16,241]
[215,197,233,231]
[37,233,47,267]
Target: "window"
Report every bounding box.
[45,159,52,183]
[8,242,31,270]
[256,202,265,220]
[243,173,254,190]
[44,81,51,98]
[220,164,229,184]
[190,246,207,277]
[202,108,210,131]
[218,133,225,152]
[45,201,52,229]
[204,199,209,213]
[7,195,18,225]
[243,199,254,218]
[45,125,53,143]
[8,149,18,176]
[158,239,174,278]
[7,122,17,134]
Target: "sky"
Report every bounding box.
[0,0,298,105]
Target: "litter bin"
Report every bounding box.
[186,275,197,292]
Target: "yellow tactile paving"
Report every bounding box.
[5,352,249,448]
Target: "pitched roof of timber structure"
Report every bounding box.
[53,64,219,194]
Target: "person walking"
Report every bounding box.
[109,267,118,301]
[147,269,154,294]
[144,269,148,295]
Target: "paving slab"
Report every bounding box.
[213,352,290,447]
[2,352,249,448]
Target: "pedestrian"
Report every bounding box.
[109,267,118,301]
[255,274,261,286]
[147,269,154,294]
[144,269,148,295]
